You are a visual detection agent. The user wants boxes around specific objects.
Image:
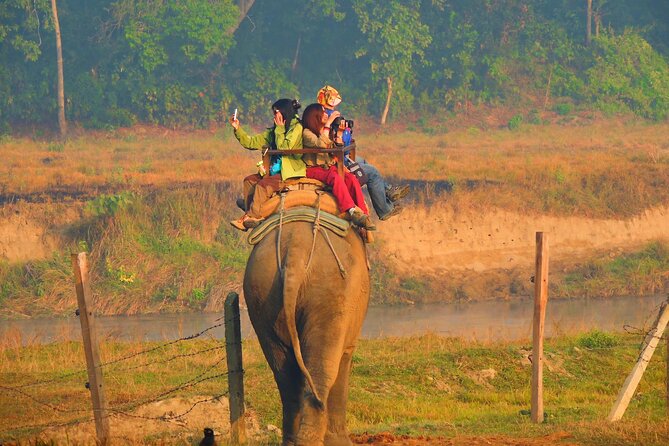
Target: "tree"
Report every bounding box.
[353,0,431,124]
[51,0,66,137]
[586,0,592,45]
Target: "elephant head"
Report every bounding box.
[243,220,370,446]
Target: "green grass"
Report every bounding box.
[0,185,249,316]
[557,241,669,297]
[1,333,667,445]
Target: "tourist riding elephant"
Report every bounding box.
[243,220,370,446]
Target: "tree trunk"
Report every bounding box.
[586,0,592,46]
[51,0,67,138]
[228,0,256,35]
[291,35,301,78]
[380,76,392,126]
[543,64,554,110]
[594,12,601,37]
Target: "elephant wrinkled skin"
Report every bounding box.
[243,221,370,446]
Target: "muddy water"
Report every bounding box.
[1,295,666,345]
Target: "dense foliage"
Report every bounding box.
[1,0,668,130]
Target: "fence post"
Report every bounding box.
[72,252,110,445]
[225,292,247,444]
[608,300,669,422]
[531,232,549,423]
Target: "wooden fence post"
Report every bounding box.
[72,252,110,445]
[531,232,549,423]
[608,300,669,422]
[225,292,247,444]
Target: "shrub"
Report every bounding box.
[554,103,573,116]
[507,114,523,130]
[86,192,134,217]
[577,330,619,349]
[584,32,669,120]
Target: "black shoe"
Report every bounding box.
[379,204,402,221]
[386,185,409,202]
[236,198,246,211]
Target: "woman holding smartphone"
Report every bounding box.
[229,98,305,230]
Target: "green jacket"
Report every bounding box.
[234,117,306,180]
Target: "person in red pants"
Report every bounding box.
[301,103,375,231]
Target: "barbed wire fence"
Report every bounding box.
[0,253,247,445]
[0,316,240,433]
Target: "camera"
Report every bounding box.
[331,116,354,130]
[329,116,354,146]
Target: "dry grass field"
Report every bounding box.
[2,116,669,218]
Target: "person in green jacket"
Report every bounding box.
[230,98,306,231]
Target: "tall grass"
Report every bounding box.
[0,183,249,317]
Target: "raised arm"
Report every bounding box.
[234,126,272,150]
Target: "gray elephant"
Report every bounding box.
[243,220,370,446]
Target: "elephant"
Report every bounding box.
[243,220,370,446]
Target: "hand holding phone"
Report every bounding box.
[230,108,239,129]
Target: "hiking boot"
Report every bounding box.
[379,203,402,221]
[236,197,246,211]
[349,207,367,225]
[386,184,410,202]
[242,216,263,229]
[230,214,262,231]
[349,207,376,231]
[362,216,377,231]
[230,215,249,232]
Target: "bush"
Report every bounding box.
[86,192,134,217]
[584,32,669,120]
[554,103,573,116]
[234,60,299,124]
[507,114,523,130]
[577,330,619,349]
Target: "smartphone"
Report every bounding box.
[233,108,238,120]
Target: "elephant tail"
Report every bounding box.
[282,248,324,409]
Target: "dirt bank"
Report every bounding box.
[1,199,668,314]
[5,201,668,268]
[378,204,669,274]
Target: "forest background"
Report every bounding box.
[2,0,669,131]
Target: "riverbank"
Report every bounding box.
[1,333,667,445]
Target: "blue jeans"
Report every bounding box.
[357,156,394,219]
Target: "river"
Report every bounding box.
[1,294,666,345]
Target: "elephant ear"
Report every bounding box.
[282,245,324,408]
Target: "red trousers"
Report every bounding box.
[306,166,369,214]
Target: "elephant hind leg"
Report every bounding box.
[253,329,304,446]
[276,362,305,446]
[325,347,355,446]
[296,333,349,445]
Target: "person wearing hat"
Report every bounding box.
[316,85,409,221]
